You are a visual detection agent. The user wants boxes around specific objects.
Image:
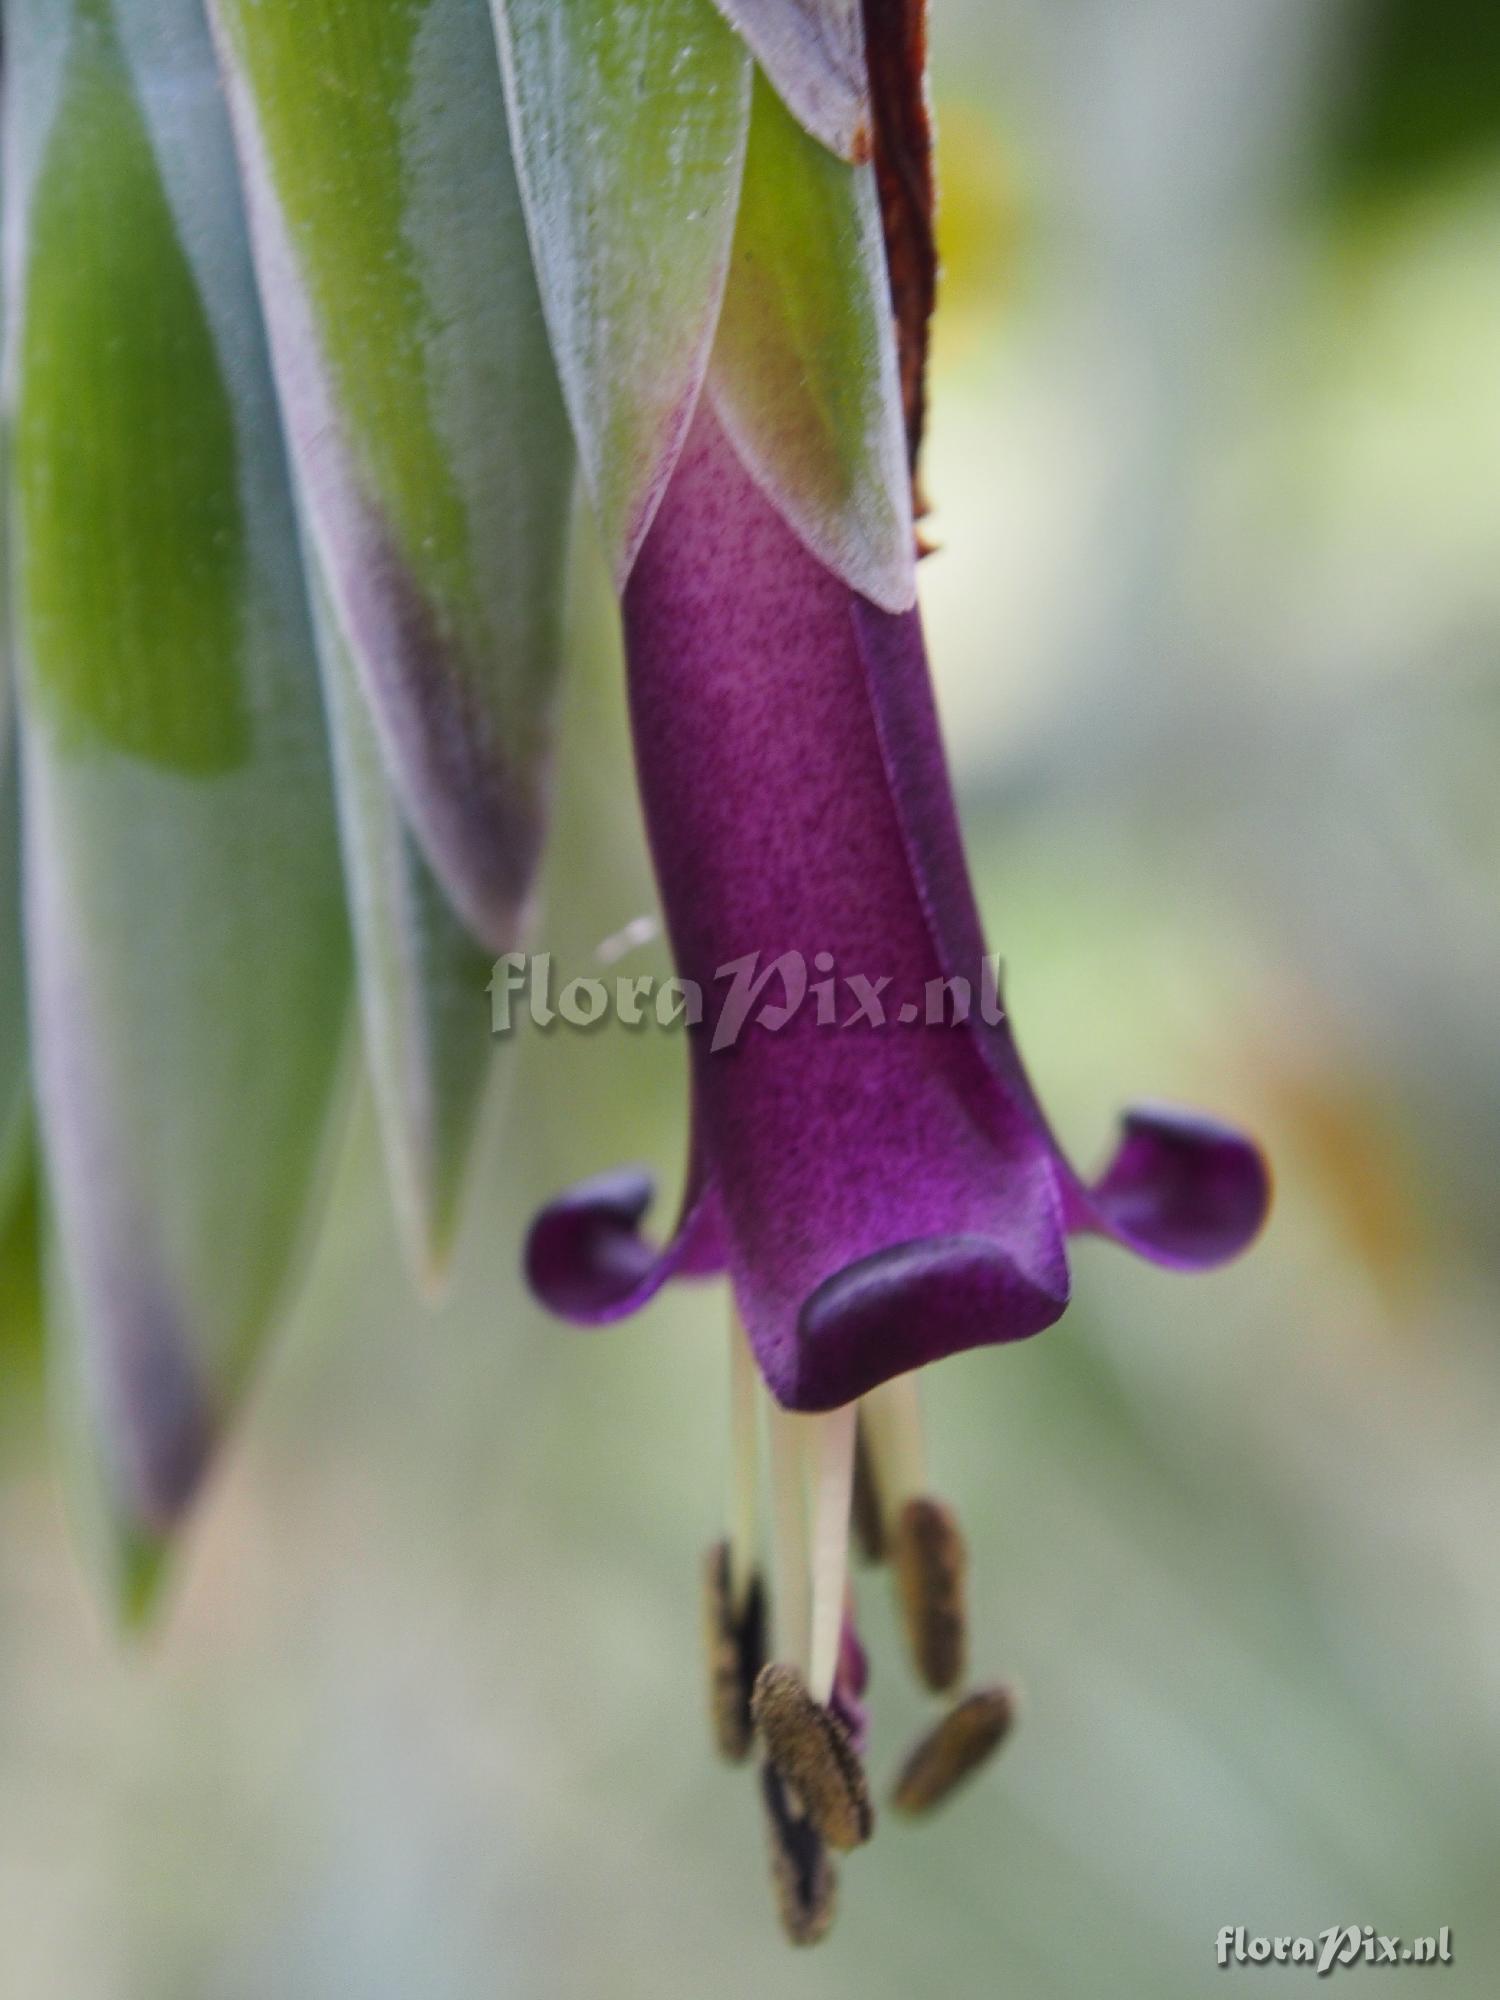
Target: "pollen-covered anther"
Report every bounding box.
[760,1762,838,1946]
[751,1662,874,1852]
[702,1541,767,1763]
[891,1495,968,1693]
[890,1685,1017,1817]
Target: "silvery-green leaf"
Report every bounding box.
[0,177,24,1236]
[211,0,574,954]
[0,735,27,1230]
[311,570,500,1295]
[0,1154,44,1415]
[709,69,916,613]
[490,0,751,586]
[7,0,351,1599]
[708,0,870,163]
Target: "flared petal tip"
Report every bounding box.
[524,1166,668,1321]
[1085,1101,1272,1270]
[776,1234,1070,1412]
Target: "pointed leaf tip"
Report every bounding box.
[312,569,504,1290]
[709,70,915,613]
[709,0,871,163]
[490,0,752,587]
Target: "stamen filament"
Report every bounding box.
[807,1406,856,1705]
[858,1375,926,1538]
[768,1402,811,1674]
[727,1301,759,1615]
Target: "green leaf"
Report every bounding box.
[312,569,501,1293]
[0,735,28,1232]
[709,69,915,612]
[1,156,27,1240]
[212,0,575,954]
[0,1150,45,1408]
[707,0,870,162]
[8,0,351,1599]
[490,0,752,586]
[15,4,248,775]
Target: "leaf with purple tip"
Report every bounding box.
[8,0,351,1606]
[210,0,570,1275]
[212,0,575,955]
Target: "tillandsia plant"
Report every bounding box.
[0,0,1269,1946]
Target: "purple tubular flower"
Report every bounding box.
[526,397,1270,1409]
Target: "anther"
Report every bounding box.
[890,1686,1017,1817]
[751,1662,875,1851]
[891,1495,968,1693]
[760,1762,837,1946]
[702,1541,767,1763]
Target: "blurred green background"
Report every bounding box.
[5,1,1500,1992]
